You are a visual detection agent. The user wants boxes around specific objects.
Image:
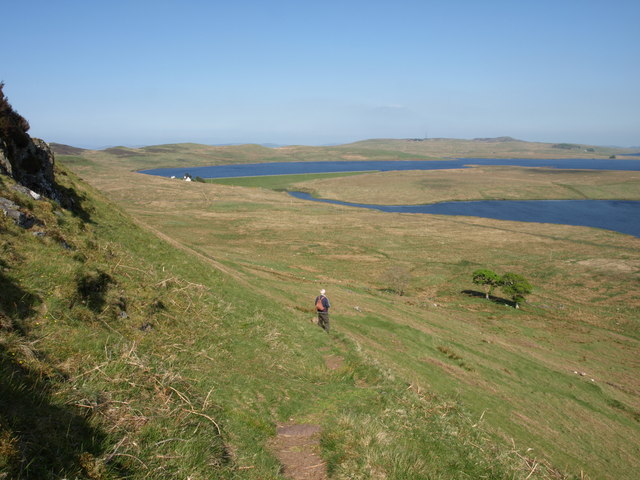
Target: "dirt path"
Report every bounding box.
[269,355,345,479]
[135,214,342,479]
[271,424,327,480]
[130,217,250,285]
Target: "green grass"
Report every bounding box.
[1,164,568,478]
[9,139,638,479]
[94,167,639,480]
[206,171,375,190]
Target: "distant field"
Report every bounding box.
[206,171,375,190]
[337,137,634,160]
[295,166,640,204]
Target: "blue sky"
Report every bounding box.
[2,0,639,148]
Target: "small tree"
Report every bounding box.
[472,269,501,299]
[500,272,532,309]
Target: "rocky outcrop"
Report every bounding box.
[0,196,41,229]
[1,84,92,223]
[0,83,58,200]
[0,136,58,199]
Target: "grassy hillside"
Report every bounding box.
[51,137,638,176]
[55,143,640,480]
[341,138,634,159]
[0,167,575,477]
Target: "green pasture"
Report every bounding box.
[2,165,567,478]
[60,145,640,480]
[206,171,375,190]
[15,140,639,479]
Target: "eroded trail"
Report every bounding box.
[270,355,345,479]
[271,424,327,480]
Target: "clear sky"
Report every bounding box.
[2,0,639,148]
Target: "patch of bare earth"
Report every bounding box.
[271,424,327,480]
[324,354,344,370]
[575,258,639,273]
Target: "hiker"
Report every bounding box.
[315,289,331,332]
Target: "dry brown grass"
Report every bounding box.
[343,138,634,159]
[298,166,640,204]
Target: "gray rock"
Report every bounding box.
[0,136,57,199]
[0,196,18,210]
[1,196,41,229]
[12,184,41,200]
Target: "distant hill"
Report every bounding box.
[50,137,639,179]
[51,137,639,164]
[49,142,86,155]
[471,136,524,142]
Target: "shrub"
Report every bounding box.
[0,82,30,149]
[500,272,532,309]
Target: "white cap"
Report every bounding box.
[320,289,326,295]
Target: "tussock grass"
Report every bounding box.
[2,164,569,478]
[65,148,640,479]
[11,140,637,478]
[1,169,235,478]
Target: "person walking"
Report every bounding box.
[315,289,331,332]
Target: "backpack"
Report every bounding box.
[315,296,325,311]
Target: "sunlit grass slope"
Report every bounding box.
[0,167,572,478]
[58,144,640,480]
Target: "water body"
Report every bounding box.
[140,158,640,178]
[139,158,640,237]
[289,192,640,238]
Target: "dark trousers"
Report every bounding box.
[317,312,330,332]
